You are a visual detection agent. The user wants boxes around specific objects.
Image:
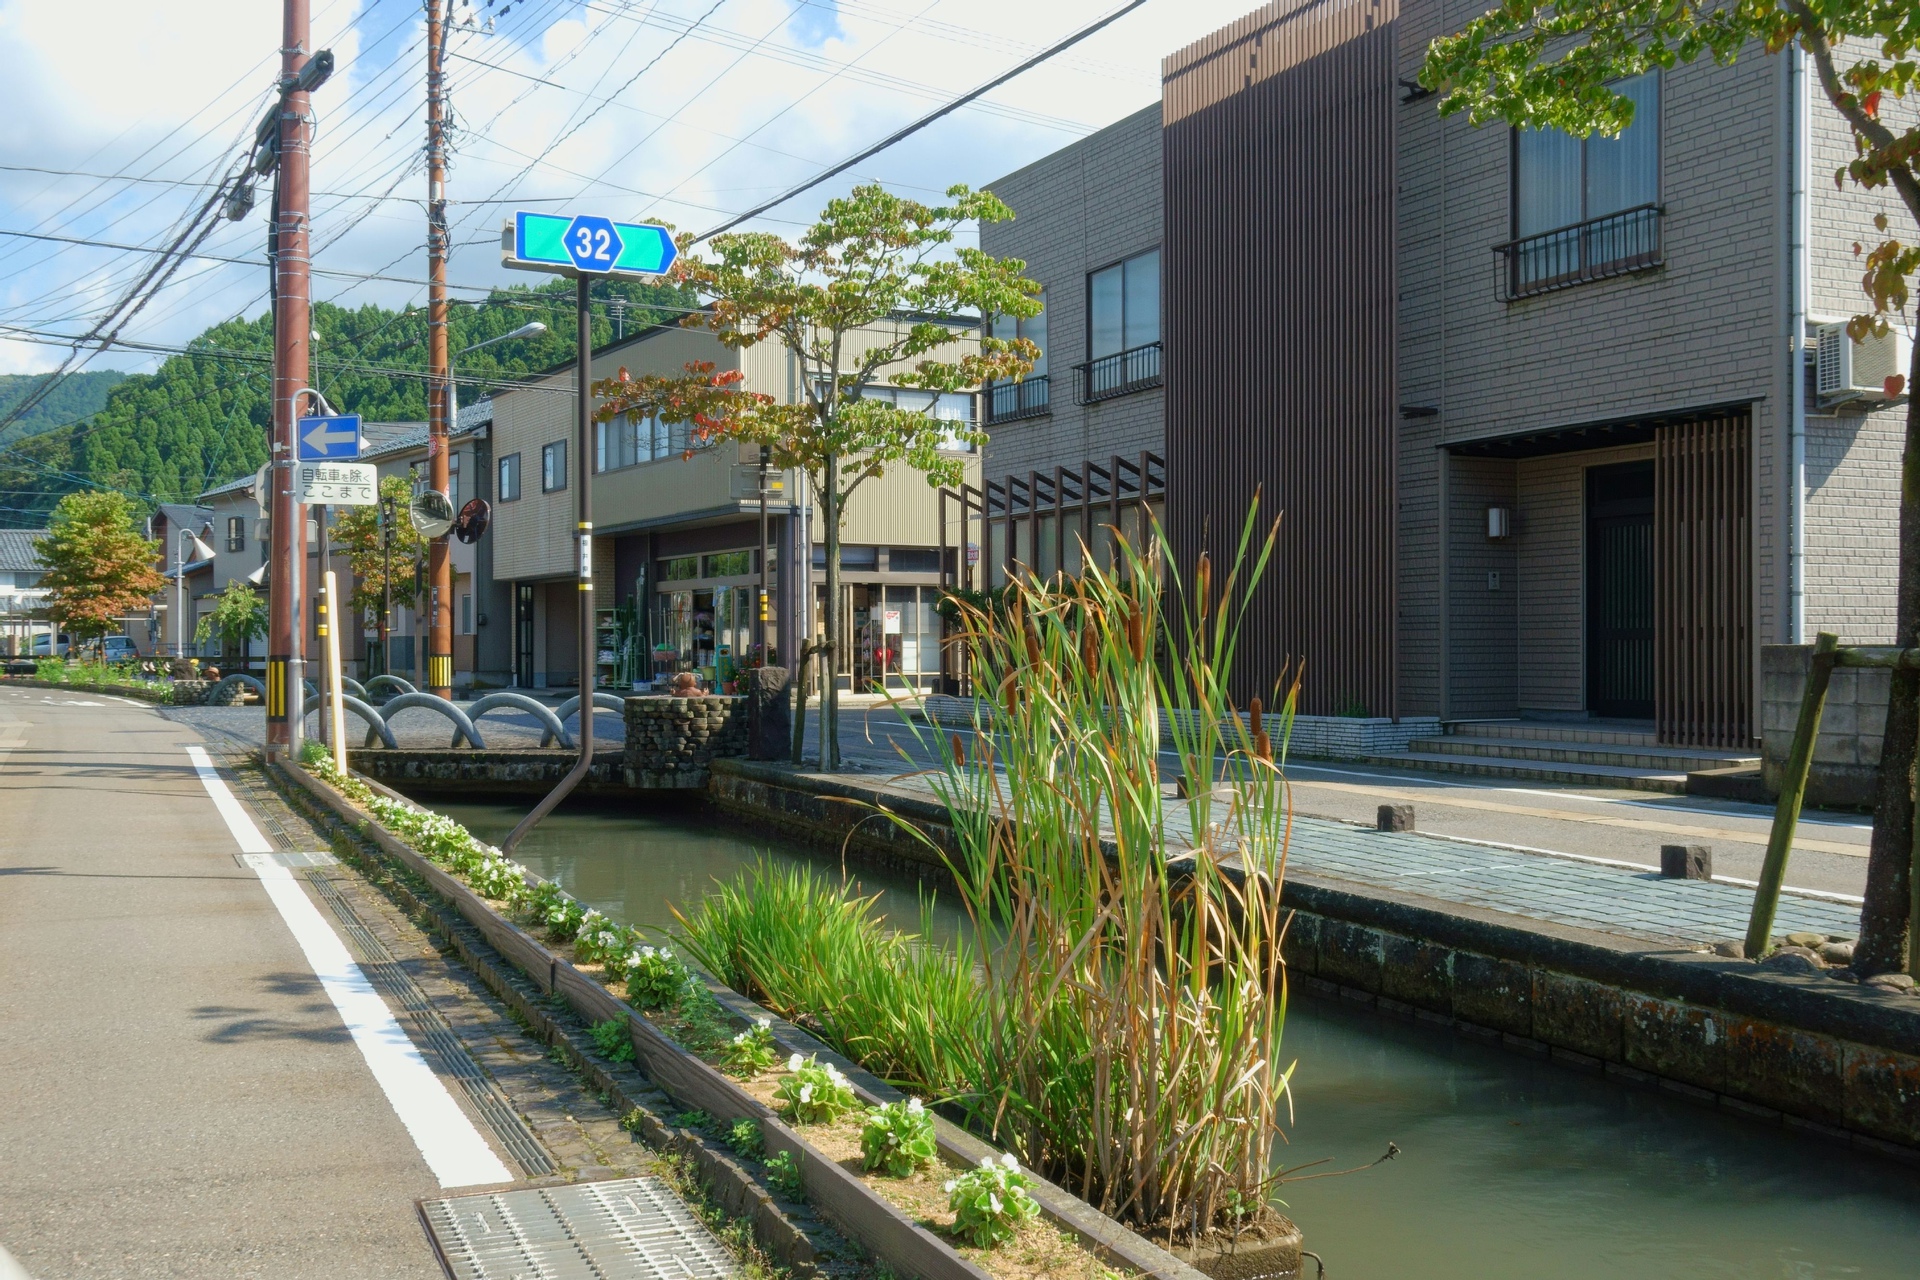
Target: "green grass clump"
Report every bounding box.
[589,1017,635,1063]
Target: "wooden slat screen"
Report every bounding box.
[1654,408,1752,747]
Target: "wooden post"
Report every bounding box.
[1746,631,1838,956]
[323,569,347,774]
[1911,709,1920,978]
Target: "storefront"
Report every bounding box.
[650,549,772,691]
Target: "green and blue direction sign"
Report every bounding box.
[501,211,677,278]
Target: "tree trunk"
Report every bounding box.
[790,643,809,765]
[1857,337,1920,974]
[822,454,842,770]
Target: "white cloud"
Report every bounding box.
[0,0,1263,375]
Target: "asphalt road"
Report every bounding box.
[0,688,461,1279]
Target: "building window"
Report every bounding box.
[498,453,521,502]
[660,555,700,581]
[988,296,1049,422]
[542,440,567,492]
[813,544,879,571]
[461,593,473,634]
[1504,72,1662,297]
[226,516,246,553]
[448,451,461,509]
[888,547,940,574]
[597,413,643,472]
[850,386,977,452]
[704,550,754,577]
[1080,250,1161,402]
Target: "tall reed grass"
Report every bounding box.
[680,509,1297,1242]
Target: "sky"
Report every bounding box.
[0,0,1271,378]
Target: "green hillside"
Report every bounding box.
[0,277,691,530]
[0,370,126,448]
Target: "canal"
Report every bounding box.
[432,795,1920,1279]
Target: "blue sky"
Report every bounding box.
[0,0,1266,376]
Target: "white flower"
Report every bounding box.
[906,1098,923,1115]
[988,1194,1003,1214]
[979,1156,996,1170]
[799,1084,814,1103]
[755,1016,770,1030]
[639,946,656,959]
[659,947,673,959]
[1001,1154,1019,1171]
[787,1053,804,1072]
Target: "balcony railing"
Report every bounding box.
[1495,203,1664,301]
[1075,341,1163,404]
[987,375,1051,423]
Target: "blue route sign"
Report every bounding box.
[296,413,363,462]
[502,211,677,278]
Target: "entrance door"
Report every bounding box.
[514,583,535,687]
[1587,461,1655,719]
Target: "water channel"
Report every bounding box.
[430,794,1920,1279]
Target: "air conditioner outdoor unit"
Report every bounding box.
[1815,322,1912,406]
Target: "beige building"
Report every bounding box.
[488,316,980,692]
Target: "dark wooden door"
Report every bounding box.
[514,583,535,688]
[1588,461,1655,719]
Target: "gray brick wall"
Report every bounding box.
[980,102,1164,485]
[1446,456,1518,718]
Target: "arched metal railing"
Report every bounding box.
[300,693,400,749]
[377,691,486,748]
[466,692,574,749]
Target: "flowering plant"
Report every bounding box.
[719,1018,780,1077]
[624,945,689,1009]
[944,1154,1039,1249]
[775,1053,858,1126]
[525,880,587,941]
[575,915,640,971]
[860,1097,937,1178]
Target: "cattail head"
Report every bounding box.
[1080,619,1100,676]
[1023,616,1043,669]
[1250,696,1264,738]
[1125,601,1148,663]
[1254,728,1272,762]
[1194,551,1212,623]
[950,732,966,766]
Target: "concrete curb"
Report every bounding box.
[1,675,173,703]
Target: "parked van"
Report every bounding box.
[30,633,70,657]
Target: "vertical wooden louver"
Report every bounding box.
[1655,408,1752,747]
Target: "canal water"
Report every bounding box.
[434,796,1920,1279]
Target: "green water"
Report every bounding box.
[435,796,1920,1279]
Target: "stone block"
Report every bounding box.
[1841,1044,1920,1147]
[1278,911,1319,976]
[1376,804,1415,832]
[1531,971,1625,1062]
[1378,933,1452,1013]
[1316,918,1384,993]
[1659,844,1712,880]
[1450,951,1532,1036]
[1622,994,1726,1091]
[1723,1017,1846,1125]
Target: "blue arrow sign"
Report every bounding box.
[504,212,678,278]
[297,414,363,462]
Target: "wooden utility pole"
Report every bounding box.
[266,0,314,760]
[425,0,454,699]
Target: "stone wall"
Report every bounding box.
[353,749,625,794]
[624,695,748,789]
[1761,644,1887,808]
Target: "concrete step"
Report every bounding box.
[1362,750,1690,793]
[1409,734,1759,774]
[1447,719,1659,747]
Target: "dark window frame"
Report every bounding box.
[542,440,568,493]
[1078,248,1163,404]
[498,452,522,502]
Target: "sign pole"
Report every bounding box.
[266,0,313,763]
[425,0,454,700]
[314,503,329,749]
[502,276,594,857]
[324,569,347,774]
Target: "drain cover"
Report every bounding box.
[236,850,338,868]
[420,1178,737,1279]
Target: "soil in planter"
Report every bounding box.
[734,1072,1135,1280]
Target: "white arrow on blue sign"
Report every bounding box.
[297,414,363,462]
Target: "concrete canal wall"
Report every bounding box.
[705,759,1920,1162]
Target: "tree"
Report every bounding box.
[194,579,268,670]
[332,475,429,652]
[1421,0,1920,972]
[33,491,165,644]
[592,184,1042,769]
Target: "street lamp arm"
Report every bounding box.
[458,321,547,356]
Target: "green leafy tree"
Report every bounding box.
[1422,0,1920,972]
[193,578,268,669]
[592,184,1042,768]
[33,491,165,643]
[332,475,428,643]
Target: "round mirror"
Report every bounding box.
[409,489,455,539]
[454,497,492,545]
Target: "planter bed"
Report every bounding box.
[1,674,174,703]
[278,760,1218,1280]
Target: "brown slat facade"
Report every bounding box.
[1161,0,1401,715]
[1655,407,1753,747]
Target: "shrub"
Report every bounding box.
[624,945,689,1009]
[718,1018,779,1078]
[775,1054,858,1126]
[860,1098,937,1178]
[589,1017,635,1063]
[945,1155,1040,1249]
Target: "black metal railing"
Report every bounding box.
[1495,204,1664,301]
[1075,341,1163,404]
[987,375,1051,422]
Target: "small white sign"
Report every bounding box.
[882,608,902,635]
[297,461,378,506]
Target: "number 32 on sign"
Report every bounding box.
[298,462,377,505]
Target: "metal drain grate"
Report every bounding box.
[235,849,339,868]
[303,869,555,1177]
[421,1178,738,1279]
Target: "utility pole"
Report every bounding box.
[425,0,454,700]
[380,492,395,675]
[266,0,314,762]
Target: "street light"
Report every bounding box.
[174,525,215,659]
[449,321,546,424]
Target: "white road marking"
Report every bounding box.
[184,746,513,1189]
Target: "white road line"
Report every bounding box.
[184,746,513,1189]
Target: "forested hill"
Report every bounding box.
[0,370,126,448]
[0,276,691,530]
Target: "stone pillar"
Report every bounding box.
[746,665,790,760]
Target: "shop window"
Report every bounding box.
[813,544,878,570]
[888,548,939,574]
[704,550,754,577]
[660,555,700,581]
